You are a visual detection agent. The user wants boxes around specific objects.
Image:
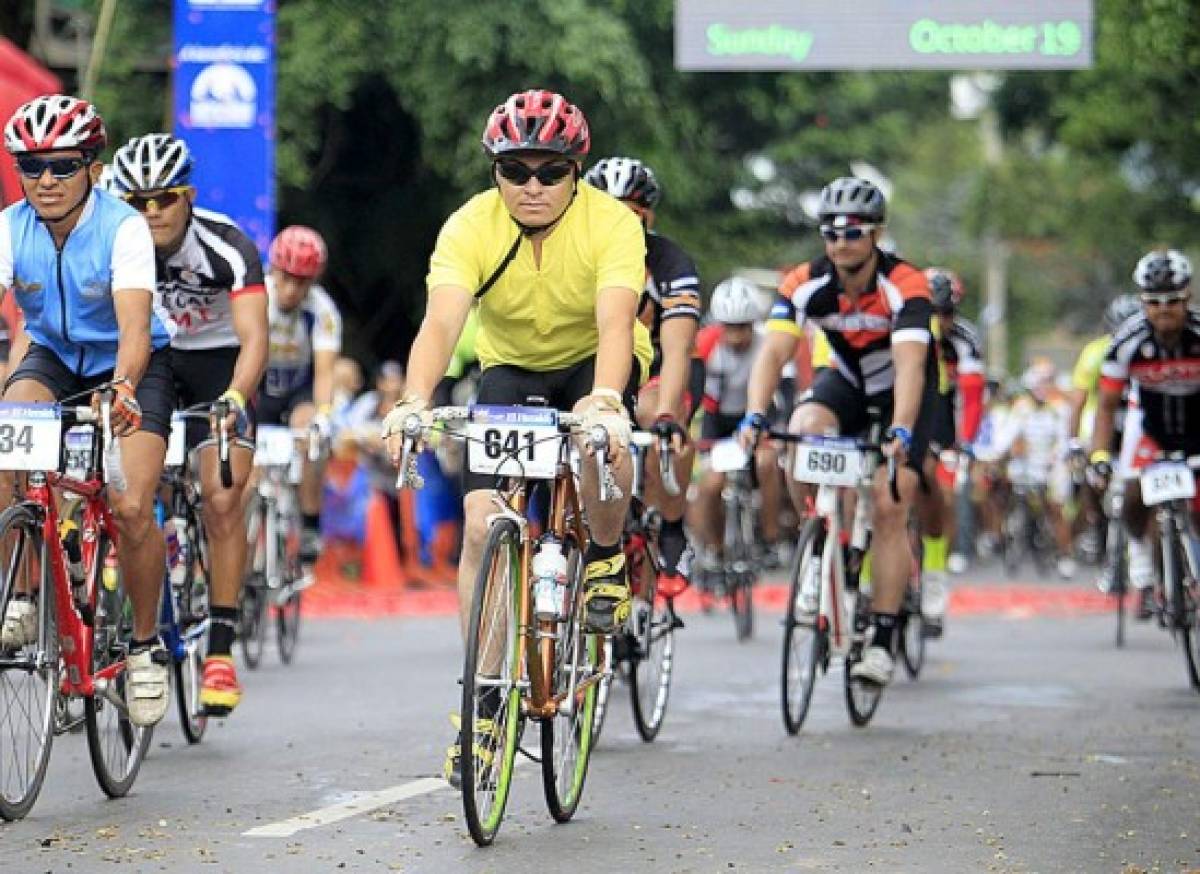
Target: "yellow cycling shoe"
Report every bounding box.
[582,553,631,634]
[199,655,243,716]
[444,713,498,791]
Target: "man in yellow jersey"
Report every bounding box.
[382,90,651,787]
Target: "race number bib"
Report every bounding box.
[467,405,560,480]
[0,402,62,472]
[709,439,750,473]
[1140,462,1195,506]
[791,437,864,487]
[165,414,187,468]
[255,425,295,467]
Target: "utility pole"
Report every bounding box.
[979,102,1009,373]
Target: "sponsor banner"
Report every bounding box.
[675,0,1093,71]
[173,0,274,258]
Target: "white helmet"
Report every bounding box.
[111,133,193,193]
[710,277,761,325]
[1133,249,1192,293]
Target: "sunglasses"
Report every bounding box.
[819,224,875,243]
[1141,292,1189,307]
[122,187,190,213]
[495,159,574,186]
[16,155,90,180]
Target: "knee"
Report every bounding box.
[203,492,240,537]
[112,495,155,543]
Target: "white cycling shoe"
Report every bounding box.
[125,644,170,727]
[850,645,895,686]
[0,598,37,649]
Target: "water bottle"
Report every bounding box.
[168,517,190,587]
[61,522,86,604]
[531,535,568,621]
[103,439,127,493]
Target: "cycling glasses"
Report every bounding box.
[495,159,574,187]
[15,155,90,180]
[122,187,190,213]
[1140,291,1189,307]
[819,224,876,243]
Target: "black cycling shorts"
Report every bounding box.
[465,355,640,494]
[171,346,257,448]
[256,383,313,428]
[7,343,176,440]
[927,390,957,455]
[798,366,939,473]
[701,411,742,442]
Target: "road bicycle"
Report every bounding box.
[593,430,682,744]
[395,402,616,846]
[1098,475,1129,649]
[0,391,152,820]
[999,460,1056,577]
[698,438,759,641]
[776,410,902,734]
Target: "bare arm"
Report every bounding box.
[593,286,638,394]
[746,331,799,416]
[227,291,269,401]
[404,286,474,402]
[889,340,927,431]
[1066,387,1087,442]
[1090,385,1121,458]
[112,289,153,385]
[312,349,338,410]
[653,316,697,418]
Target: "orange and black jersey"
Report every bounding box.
[641,231,701,374]
[769,251,933,395]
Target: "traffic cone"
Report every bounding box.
[362,491,406,589]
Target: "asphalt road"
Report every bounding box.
[2,574,1199,874]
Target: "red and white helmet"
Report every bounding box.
[4,95,107,156]
[482,90,590,159]
[269,225,327,279]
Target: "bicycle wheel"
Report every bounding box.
[275,508,303,665]
[173,638,206,744]
[628,575,676,743]
[238,580,266,669]
[1162,518,1200,690]
[782,518,825,736]
[844,596,884,727]
[1002,502,1026,576]
[590,636,614,744]
[541,535,600,823]
[461,518,522,847]
[86,536,153,798]
[1108,520,1128,649]
[899,588,925,679]
[174,501,208,743]
[0,506,58,821]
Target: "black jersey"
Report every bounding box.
[641,232,700,373]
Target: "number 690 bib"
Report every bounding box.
[467,405,560,480]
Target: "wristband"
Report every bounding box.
[885,425,913,451]
[111,375,134,392]
[219,389,246,411]
[739,412,768,432]
[1089,449,1113,465]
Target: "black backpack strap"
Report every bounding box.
[474,233,522,300]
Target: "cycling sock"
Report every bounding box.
[207,606,239,657]
[922,535,948,574]
[659,518,687,570]
[129,636,159,654]
[871,613,898,652]
[302,513,320,531]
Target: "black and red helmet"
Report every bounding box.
[482,90,590,160]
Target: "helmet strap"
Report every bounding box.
[512,172,579,238]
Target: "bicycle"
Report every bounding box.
[776,410,901,735]
[1098,475,1129,649]
[1135,453,1200,690]
[697,438,759,642]
[999,459,1056,577]
[395,402,615,846]
[0,391,152,820]
[592,430,682,744]
[239,423,310,669]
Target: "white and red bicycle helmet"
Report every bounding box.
[4,95,107,156]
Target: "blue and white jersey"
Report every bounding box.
[263,275,342,398]
[0,189,172,376]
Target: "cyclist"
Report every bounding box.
[740,176,937,686]
[994,361,1076,578]
[0,95,175,726]
[382,89,651,785]
[690,277,784,573]
[259,225,342,560]
[110,132,268,715]
[1091,249,1198,619]
[584,156,701,594]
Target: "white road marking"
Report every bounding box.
[243,777,448,837]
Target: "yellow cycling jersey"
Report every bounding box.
[1071,334,1110,441]
[427,183,653,377]
[809,317,950,392]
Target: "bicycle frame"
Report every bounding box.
[154,495,208,664]
[812,474,873,660]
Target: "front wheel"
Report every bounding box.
[173,640,207,744]
[238,581,266,670]
[628,591,676,743]
[781,518,825,736]
[86,537,154,798]
[1162,517,1200,690]
[898,587,926,680]
[275,591,301,665]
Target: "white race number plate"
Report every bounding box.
[165,414,187,468]
[467,405,560,480]
[1140,462,1195,506]
[709,439,749,473]
[255,425,295,467]
[792,438,864,487]
[0,402,62,472]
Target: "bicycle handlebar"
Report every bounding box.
[211,399,234,489]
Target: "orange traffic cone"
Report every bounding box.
[362,491,407,589]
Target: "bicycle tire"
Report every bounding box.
[1159,515,1199,690]
[1002,502,1026,576]
[175,496,208,743]
[781,518,824,736]
[85,535,153,798]
[276,591,302,665]
[899,588,926,680]
[591,636,614,744]
[275,506,303,665]
[0,505,58,821]
[1109,520,1127,650]
[461,518,522,847]
[844,596,883,727]
[238,581,266,669]
[174,640,207,744]
[628,571,675,743]
[541,533,600,823]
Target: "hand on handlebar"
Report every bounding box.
[211,390,250,439]
[736,412,768,453]
[94,381,141,437]
[882,425,911,467]
[1086,450,1113,491]
[579,395,631,454]
[382,396,431,465]
[651,413,688,455]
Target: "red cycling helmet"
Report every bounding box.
[481,90,590,159]
[925,267,964,312]
[269,225,327,279]
[4,94,107,156]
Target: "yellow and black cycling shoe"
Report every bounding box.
[444,713,498,791]
[581,553,632,634]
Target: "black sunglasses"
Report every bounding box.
[15,155,90,180]
[495,159,574,186]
